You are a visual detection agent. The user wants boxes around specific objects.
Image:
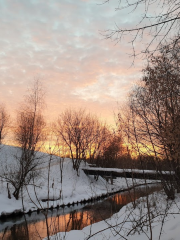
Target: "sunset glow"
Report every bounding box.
[0,0,144,125]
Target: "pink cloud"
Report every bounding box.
[0,0,148,127]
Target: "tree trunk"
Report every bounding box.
[13,187,21,200]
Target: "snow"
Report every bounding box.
[83,166,174,175]
[47,191,180,240]
[0,145,147,217]
[1,145,180,240]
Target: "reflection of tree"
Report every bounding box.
[69,211,84,230]
[111,194,130,207]
[5,224,29,240]
[53,214,61,237]
[0,185,162,240]
[110,191,140,208]
[1,226,8,240]
[110,185,162,209]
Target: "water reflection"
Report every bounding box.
[0,184,162,240]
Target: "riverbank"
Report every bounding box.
[0,145,152,218]
[48,190,180,240]
[2,145,177,240]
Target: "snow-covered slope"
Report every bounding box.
[0,145,145,217]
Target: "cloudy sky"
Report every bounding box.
[0,0,146,125]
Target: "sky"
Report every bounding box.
[0,0,146,126]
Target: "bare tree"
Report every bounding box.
[0,104,10,145]
[102,0,180,56]
[54,108,110,173]
[86,118,111,164]
[118,41,180,199]
[94,130,124,168]
[1,79,46,200]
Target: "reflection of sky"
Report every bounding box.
[0,0,144,125]
[0,184,162,239]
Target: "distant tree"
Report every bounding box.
[55,109,109,173]
[87,119,111,163]
[0,104,10,145]
[95,131,123,168]
[102,133,123,168]
[2,80,46,200]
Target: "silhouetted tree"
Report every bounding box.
[2,80,46,200]
[95,132,123,168]
[119,41,180,199]
[103,1,180,56]
[55,109,110,173]
[0,104,10,145]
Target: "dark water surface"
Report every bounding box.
[0,184,162,240]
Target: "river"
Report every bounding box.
[0,184,162,240]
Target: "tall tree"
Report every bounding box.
[0,104,10,145]
[123,42,180,198]
[2,79,46,200]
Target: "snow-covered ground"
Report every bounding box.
[2,145,178,240]
[0,145,147,217]
[83,166,173,175]
[47,190,180,240]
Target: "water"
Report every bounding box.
[0,184,162,240]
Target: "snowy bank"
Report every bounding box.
[47,191,180,240]
[0,145,151,218]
